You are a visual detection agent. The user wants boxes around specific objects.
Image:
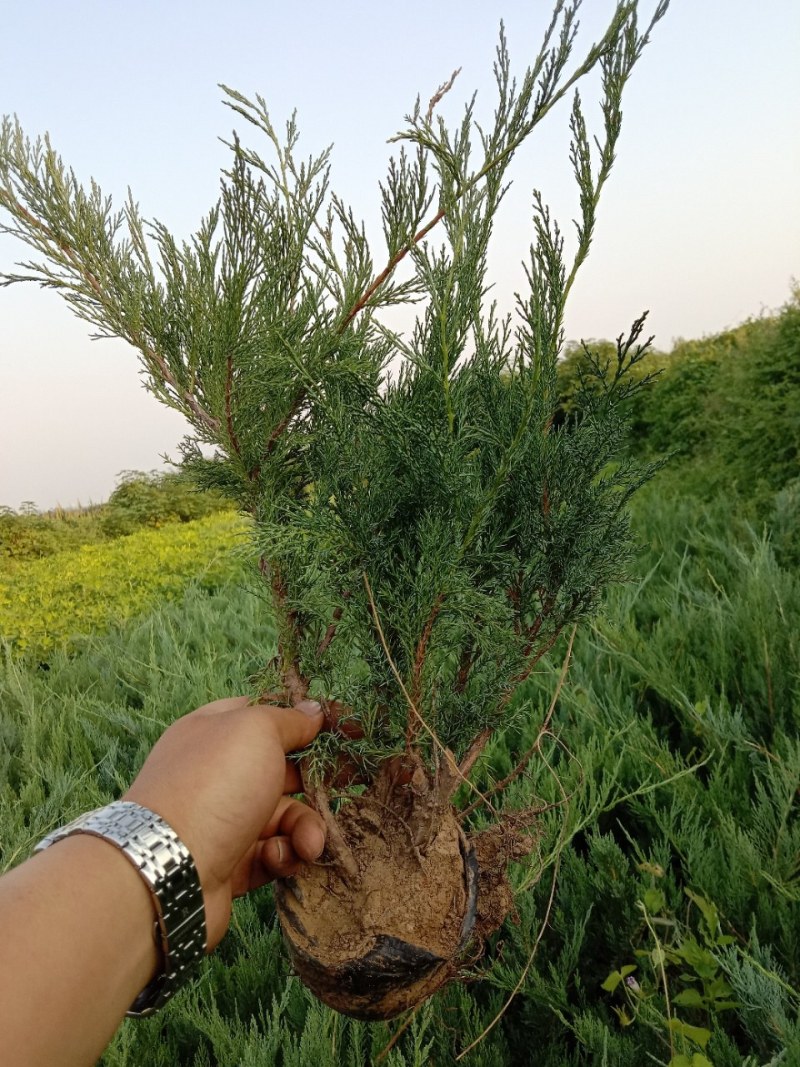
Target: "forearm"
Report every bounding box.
[0,835,159,1067]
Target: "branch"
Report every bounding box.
[408,593,444,744]
[339,207,445,331]
[262,557,308,703]
[460,625,576,820]
[425,67,462,124]
[2,193,222,436]
[340,5,632,333]
[316,591,351,658]
[263,386,307,459]
[225,353,243,459]
[454,638,476,694]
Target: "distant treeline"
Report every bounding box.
[0,471,230,563]
[5,294,798,566]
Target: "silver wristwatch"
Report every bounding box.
[34,800,207,1016]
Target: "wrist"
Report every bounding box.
[35,800,207,1015]
[36,833,162,991]
[121,786,232,949]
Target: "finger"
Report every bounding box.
[192,696,252,717]
[276,798,326,862]
[260,701,325,754]
[240,837,306,892]
[259,796,327,861]
[283,762,303,794]
[259,835,303,877]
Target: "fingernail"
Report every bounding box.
[296,698,323,717]
[275,839,284,863]
[310,828,325,860]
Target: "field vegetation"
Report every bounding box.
[1,297,798,1065]
[0,469,231,563]
[0,511,248,658]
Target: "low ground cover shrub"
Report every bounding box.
[0,510,249,659]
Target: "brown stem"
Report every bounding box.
[408,593,444,744]
[436,727,492,806]
[146,343,221,433]
[264,387,307,457]
[519,594,555,662]
[460,626,576,819]
[339,33,605,340]
[283,663,308,706]
[225,353,243,460]
[459,728,492,779]
[316,591,351,658]
[454,640,476,695]
[316,609,342,659]
[505,625,564,702]
[262,557,309,705]
[300,767,359,883]
[339,208,445,331]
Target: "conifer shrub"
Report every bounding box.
[0,0,670,1021]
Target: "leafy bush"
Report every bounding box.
[100,470,231,538]
[0,503,105,564]
[557,292,800,517]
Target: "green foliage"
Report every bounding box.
[558,294,800,519]
[0,469,231,565]
[0,2,670,771]
[0,511,249,658]
[100,469,231,538]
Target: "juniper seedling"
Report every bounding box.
[0,0,669,1018]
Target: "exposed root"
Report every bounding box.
[301,771,359,884]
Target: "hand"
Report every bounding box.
[123,696,326,950]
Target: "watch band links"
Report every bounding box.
[34,800,207,1016]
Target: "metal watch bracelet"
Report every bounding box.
[34,800,207,1016]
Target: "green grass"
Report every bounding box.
[1,475,797,1065]
[2,295,800,1062]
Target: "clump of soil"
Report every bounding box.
[276,794,477,1019]
[275,762,536,1020]
[469,822,537,942]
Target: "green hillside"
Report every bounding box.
[1,299,798,1065]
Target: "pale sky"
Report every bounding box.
[1,1,798,510]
